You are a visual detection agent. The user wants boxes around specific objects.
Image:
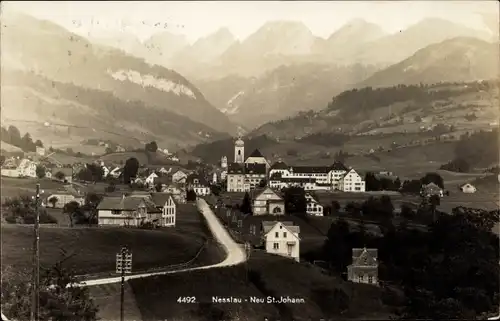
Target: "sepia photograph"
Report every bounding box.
[0,1,499,320]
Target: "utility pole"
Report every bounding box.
[244,242,252,284]
[116,246,132,321]
[31,183,40,321]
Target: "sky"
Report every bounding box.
[3,1,499,43]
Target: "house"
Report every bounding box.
[347,248,379,286]
[227,163,248,192]
[421,182,444,198]
[221,156,228,169]
[252,187,285,215]
[109,167,122,178]
[172,170,187,184]
[162,184,186,203]
[134,177,145,185]
[459,183,477,193]
[338,169,366,192]
[261,221,300,262]
[144,172,159,186]
[51,167,73,184]
[46,191,84,209]
[151,192,177,227]
[186,174,210,196]
[158,167,169,175]
[305,193,323,216]
[102,166,110,177]
[96,196,161,226]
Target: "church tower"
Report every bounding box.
[234,135,245,164]
[221,156,228,169]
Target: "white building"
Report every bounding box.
[221,156,228,169]
[268,161,361,192]
[262,221,300,262]
[172,170,188,184]
[151,193,177,227]
[305,193,324,216]
[2,159,38,178]
[459,183,477,193]
[338,169,366,192]
[102,166,110,177]
[145,172,159,185]
[97,196,162,226]
[186,174,211,196]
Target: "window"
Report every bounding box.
[273,243,279,249]
[283,232,287,238]
[275,232,279,238]
[358,275,363,282]
[111,210,121,215]
[368,276,373,284]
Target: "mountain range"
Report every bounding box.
[1,11,237,149]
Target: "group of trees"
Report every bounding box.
[76,163,105,182]
[3,195,58,224]
[319,205,499,320]
[123,157,140,184]
[186,189,197,202]
[400,172,445,195]
[1,125,44,152]
[145,141,158,153]
[62,193,102,226]
[454,129,499,168]
[440,157,471,173]
[2,254,99,320]
[365,172,401,191]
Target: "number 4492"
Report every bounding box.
[177,296,197,303]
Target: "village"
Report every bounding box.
[2,134,495,289]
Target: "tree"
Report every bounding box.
[48,196,58,208]
[3,195,57,224]
[0,155,5,166]
[21,132,36,152]
[258,179,267,188]
[123,157,139,184]
[421,172,444,189]
[331,200,341,215]
[7,125,21,147]
[34,139,44,147]
[54,171,66,181]
[186,189,197,201]
[63,201,83,227]
[1,254,99,321]
[155,182,163,192]
[36,165,46,178]
[440,158,471,173]
[401,179,422,194]
[283,186,307,214]
[105,147,113,154]
[145,141,158,153]
[240,192,252,214]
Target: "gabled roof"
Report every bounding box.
[262,221,300,236]
[351,248,378,266]
[248,149,264,158]
[186,173,209,186]
[150,192,176,207]
[423,182,442,190]
[97,196,160,212]
[245,163,266,175]
[271,161,288,170]
[460,182,475,188]
[254,187,282,200]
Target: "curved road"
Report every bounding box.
[77,198,247,287]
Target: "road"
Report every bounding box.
[75,198,247,287]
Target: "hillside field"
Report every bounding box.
[1,203,223,278]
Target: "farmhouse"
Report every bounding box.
[261,221,300,262]
[305,193,323,216]
[347,248,379,286]
[1,158,37,178]
[151,192,177,227]
[459,183,477,193]
[252,187,285,215]
[186,173,210,196]
[46,190,84,209]
[97,195,162,226]
[172,170,188,184]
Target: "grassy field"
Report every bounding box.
[1,177,69,201]
[1,203,223,276]
[127,251,391,321]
